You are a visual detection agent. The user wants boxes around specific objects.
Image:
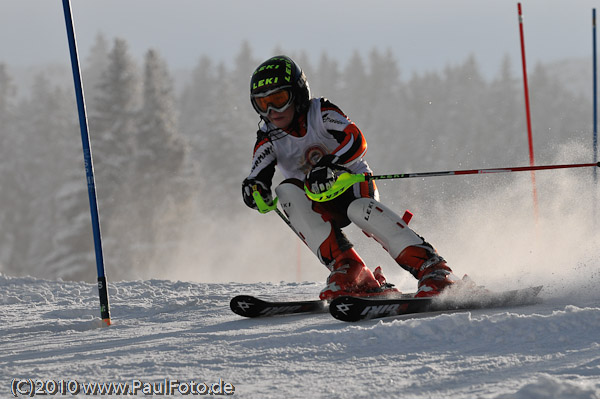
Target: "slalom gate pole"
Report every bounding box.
[517,2,539,220]
[594,9,598,184]
[62,0,111,326]
[593,8,598,225]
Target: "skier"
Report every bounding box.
[242,55,458,300]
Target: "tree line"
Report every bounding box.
[0,35,592,281]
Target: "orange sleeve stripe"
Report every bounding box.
[332,124,367,164]
[253,137,270,155]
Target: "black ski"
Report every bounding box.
[329,285,543,322]
[230,295,327,318]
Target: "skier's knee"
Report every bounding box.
[347,198,422,258]
[275,179,304,200]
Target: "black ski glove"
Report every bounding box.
[305,154,349,195]
[242,178,273,210]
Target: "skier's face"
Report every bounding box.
[267,104,295,129]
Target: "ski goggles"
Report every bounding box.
[251,87,293,116]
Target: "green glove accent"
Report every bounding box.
[252,188,278,214]
[304,173,367,202]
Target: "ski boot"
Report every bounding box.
[319,249,398,300]
[395,244,458,297]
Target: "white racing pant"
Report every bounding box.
[347,198,424,259]
[275,182,424,265]
[275,182,336,265]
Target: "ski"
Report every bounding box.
[329,285,543,322]
[230,295,328,318]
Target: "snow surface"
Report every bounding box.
[1,274,599,398]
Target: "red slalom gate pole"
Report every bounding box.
[517,2,539,219]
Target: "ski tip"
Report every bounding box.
[230,295,266,318]
[329,285,544,322]
[523,285,543,302]
[328,295,428,322]
[328,297,360,322]
[230,295,328,318]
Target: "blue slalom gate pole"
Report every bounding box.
[594,9,598,184]
[62,0,111,326]
[593,8,598,226]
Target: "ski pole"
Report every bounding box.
[305,162,600,202]
[252,188,308,280]
[252,187,303,241]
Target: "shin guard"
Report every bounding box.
[275,180,350,266]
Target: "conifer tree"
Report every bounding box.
[487,55,524,165]
[132,49,191,274]
[0,64,18,272]
[313,53,341,99]
[88,38,141,276]
[90,38,140,195]
[83,33,110,113]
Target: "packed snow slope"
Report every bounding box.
[1,273,599,399]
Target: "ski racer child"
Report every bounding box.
[242,55,458,300]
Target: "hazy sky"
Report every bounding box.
[1,0,599,77]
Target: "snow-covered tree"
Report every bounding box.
[83,32,110,113]
[130,49,191,275]
[313,53,341,100]
[90,38,140,194]
[0,64,19,272]
[87,38,141,276]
